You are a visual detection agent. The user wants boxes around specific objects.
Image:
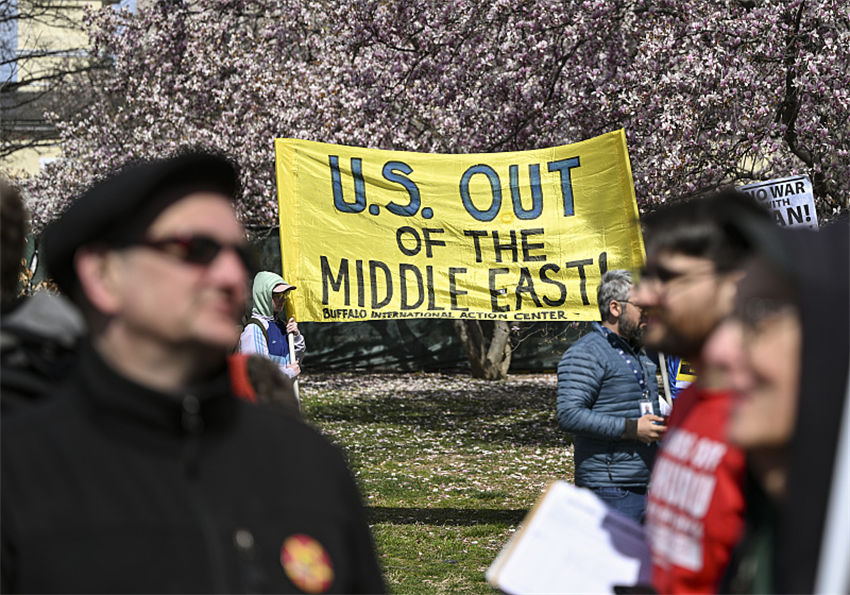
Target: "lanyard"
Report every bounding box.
[603,329,650,400]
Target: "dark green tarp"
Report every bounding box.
[297,318,585,372]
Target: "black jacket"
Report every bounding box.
[0,292,85,414]
[1,343,385,594]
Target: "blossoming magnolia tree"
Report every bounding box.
[20,0,849,378]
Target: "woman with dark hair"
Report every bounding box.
[705,218,849,593]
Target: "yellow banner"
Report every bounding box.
[275,130,644,322]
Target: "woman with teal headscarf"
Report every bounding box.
[238,271,305,378]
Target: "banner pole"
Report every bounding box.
[288,331,300,405]
[658,353,673,407]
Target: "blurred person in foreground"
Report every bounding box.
[0,176,85,413]
[0,153,384,594]
[0,176,26,310]
[557,269,664,525]
[229,352,302,419]
[239,271,305,379]
[704,217,849,593]
[632,190,769,593]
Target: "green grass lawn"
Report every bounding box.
[299,371,574,594]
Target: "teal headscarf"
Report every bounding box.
[252,271,288,317]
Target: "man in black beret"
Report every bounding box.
[1,153,385,594]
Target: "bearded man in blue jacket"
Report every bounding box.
[557,269,666,524]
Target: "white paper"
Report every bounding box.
[658,396,673,418]
[486,481,651,594]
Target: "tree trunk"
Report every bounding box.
[452,319,512,380]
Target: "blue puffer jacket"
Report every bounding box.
[556,323,658,488]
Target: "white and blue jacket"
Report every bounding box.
[238,313,306,379]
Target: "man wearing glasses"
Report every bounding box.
[1,153,385,593]
[633,190,769,594]
[557,269,665,525]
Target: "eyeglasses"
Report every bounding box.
[638,264,717,288]
[736,298,797,329]
[130,235,254,270]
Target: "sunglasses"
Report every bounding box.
[131,235,254,270]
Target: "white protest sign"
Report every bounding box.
[738,174,819,230]
[486,481,651,593]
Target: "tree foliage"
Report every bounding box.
[20,0,849,231]
[16,0,849,379]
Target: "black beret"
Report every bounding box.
[42,152,239,296]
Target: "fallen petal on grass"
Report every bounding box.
[299,371,574,593]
